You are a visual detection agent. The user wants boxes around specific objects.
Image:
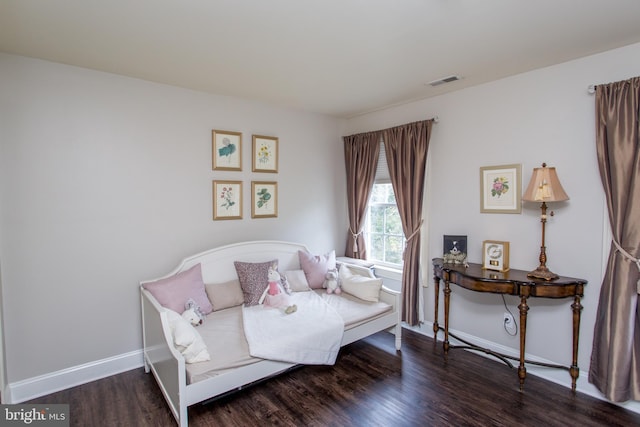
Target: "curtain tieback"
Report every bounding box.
[403,219,424,260]
[612,239,640,293]
[349,227,362,254]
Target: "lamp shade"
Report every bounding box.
[523,164,569,202]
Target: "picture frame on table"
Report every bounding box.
[213,180,242,220]
[251,181,277,218]
[480,164,522,214]
[443,235,468,265]
[212,130,242,171]
[252,135,278,173]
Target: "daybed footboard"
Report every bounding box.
[141,289,188,426]
[142,286,299,427]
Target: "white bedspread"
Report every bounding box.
[242,291,344,365]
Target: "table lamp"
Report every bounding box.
[522,163,569,280]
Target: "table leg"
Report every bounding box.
[433,276,440,337]
[570,294,583,391]
[443,280,451,354]
[518,294,530,391]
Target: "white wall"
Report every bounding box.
[346,42,640,406]
[0,53,347,395]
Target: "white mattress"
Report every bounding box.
[185,290,392,384]
[185,305,259,384]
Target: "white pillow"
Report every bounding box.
[165,309,210,363]
[338,264,383,302]
[284,269,311,292]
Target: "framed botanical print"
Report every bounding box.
[212,130,242,171]
[213,180,242,220]
[252,135,278,173]
[480,164,522,213]
[251,181,277,218]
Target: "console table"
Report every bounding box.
[432,258,587,391]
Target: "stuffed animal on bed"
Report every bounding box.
[263,265,297,314]
[324,268,341,295]
[182,298,205,326]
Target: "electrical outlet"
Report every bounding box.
[503,312,517,335]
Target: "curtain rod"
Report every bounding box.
[588,76,640,94]
[343,117,438,139]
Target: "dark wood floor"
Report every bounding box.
[29,328,640,426]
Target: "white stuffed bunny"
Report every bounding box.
[324,268,341,294]
[182,298,205,326]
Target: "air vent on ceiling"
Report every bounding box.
[427,75,462,87]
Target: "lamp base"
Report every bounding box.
[527,266,559,281]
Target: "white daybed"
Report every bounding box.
[140,240,402,426]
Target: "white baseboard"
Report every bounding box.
[5,326,640,415]
[5,350,144,404]
[407,322,640,415]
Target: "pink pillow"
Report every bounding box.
[298,250,336,289]
[142,264,213,314]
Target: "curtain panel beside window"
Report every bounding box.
[589,76,640,402]
[383,120,432,326]
[343,131,381,260]
[343,119,433,326]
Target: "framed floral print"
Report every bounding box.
[252,135,278,173]
[251,181,277,218]
[212,130,242,171]
[213,180,242,220]
[480,164,522,213]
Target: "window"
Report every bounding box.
[363,140,404,268]
[364,183,405,267]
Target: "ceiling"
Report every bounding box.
[2,1,640,118]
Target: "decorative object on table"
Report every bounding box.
[251,181,278,218]
[482,240,510,272]
[212,130,242,171]
[480,164,522,213]
[252,135,278,173]
[213,180,243,220]
[443,235,468,265]
[522,163,569,280]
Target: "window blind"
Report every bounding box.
[375,139,390,183]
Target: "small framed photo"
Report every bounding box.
[251,181,277,218]
[212,130,242,171]
[213,180,242,220]
[443,235,467,264]
[480,164,522,214]
[482,240,510,272]
[252,135,278,173]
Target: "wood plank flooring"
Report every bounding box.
[29,328,640,426]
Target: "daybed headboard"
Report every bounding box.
[153,240,311,285]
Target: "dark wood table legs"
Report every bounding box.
[443,280,451,353]
[570,294,583,391]
[518,294,529,391]
[433,274,440,336]
[432,258,587,391]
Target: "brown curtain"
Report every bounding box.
[383,120,433,326]
[343,131,381,259]
[589,77,640,402]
